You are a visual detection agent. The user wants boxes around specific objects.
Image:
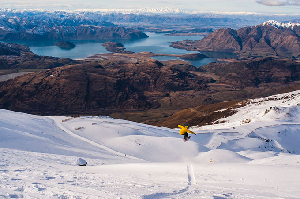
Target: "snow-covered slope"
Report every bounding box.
[1,90,300,198]
[262,20,300,29]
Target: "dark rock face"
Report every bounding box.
[3,26,148,41]
[55,41,76,49]
[171,23,300,58]
[0,60,209,115]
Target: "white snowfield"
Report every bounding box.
[262,20,300,29]
[0,90,300,199]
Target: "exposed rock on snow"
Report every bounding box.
[76,158,87,166]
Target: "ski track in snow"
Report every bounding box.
[187,164,196,186]
[49,116,144,162]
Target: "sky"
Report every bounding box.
[0,0,300,14]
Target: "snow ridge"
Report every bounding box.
[262,20,300,29]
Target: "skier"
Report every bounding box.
[178,125,195,141]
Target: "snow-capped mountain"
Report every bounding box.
[0,9,148,41]
[0,9,299,35]
[0,9,112,34]
[0,90,300,198]
[76,7,185,14]
[172,19,300,58]
[263,20,300,29]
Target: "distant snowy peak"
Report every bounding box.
[262,20,300,29]
[75,8,184,14]
[75,9,260,15]
[137,8,184,14]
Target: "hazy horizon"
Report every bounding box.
[0,0,300,15]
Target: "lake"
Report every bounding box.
[9,33,221,67]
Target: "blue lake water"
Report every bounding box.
[122,33,203,54]
[152,56,218,67]
[9,32,221,67]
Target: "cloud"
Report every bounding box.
[256,0,300,6]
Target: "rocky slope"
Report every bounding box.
[0,60,210,115]
[171,20,300,58]
[202,58,300,88]
[114,57,300,124]
[152,57,300,127]
[0,53,300,122]
[155,89,300,129]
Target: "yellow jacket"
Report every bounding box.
[178,125,195,135]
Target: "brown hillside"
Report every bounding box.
[153,100,245,128]
[0,60,210,115]
[1,48,300,125]
[171,22,300,59]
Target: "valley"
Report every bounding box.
[1,19,300,125]
[0,43,299,125]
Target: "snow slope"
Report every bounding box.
[1,90,300,198]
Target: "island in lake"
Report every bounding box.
[55,41,76,49]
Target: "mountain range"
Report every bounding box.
[171,20,300,58]
[1,13,300,123]
[0,42,299,123]
[1,9,300,199]
[1,9,299,35]
[0,10,147,41]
